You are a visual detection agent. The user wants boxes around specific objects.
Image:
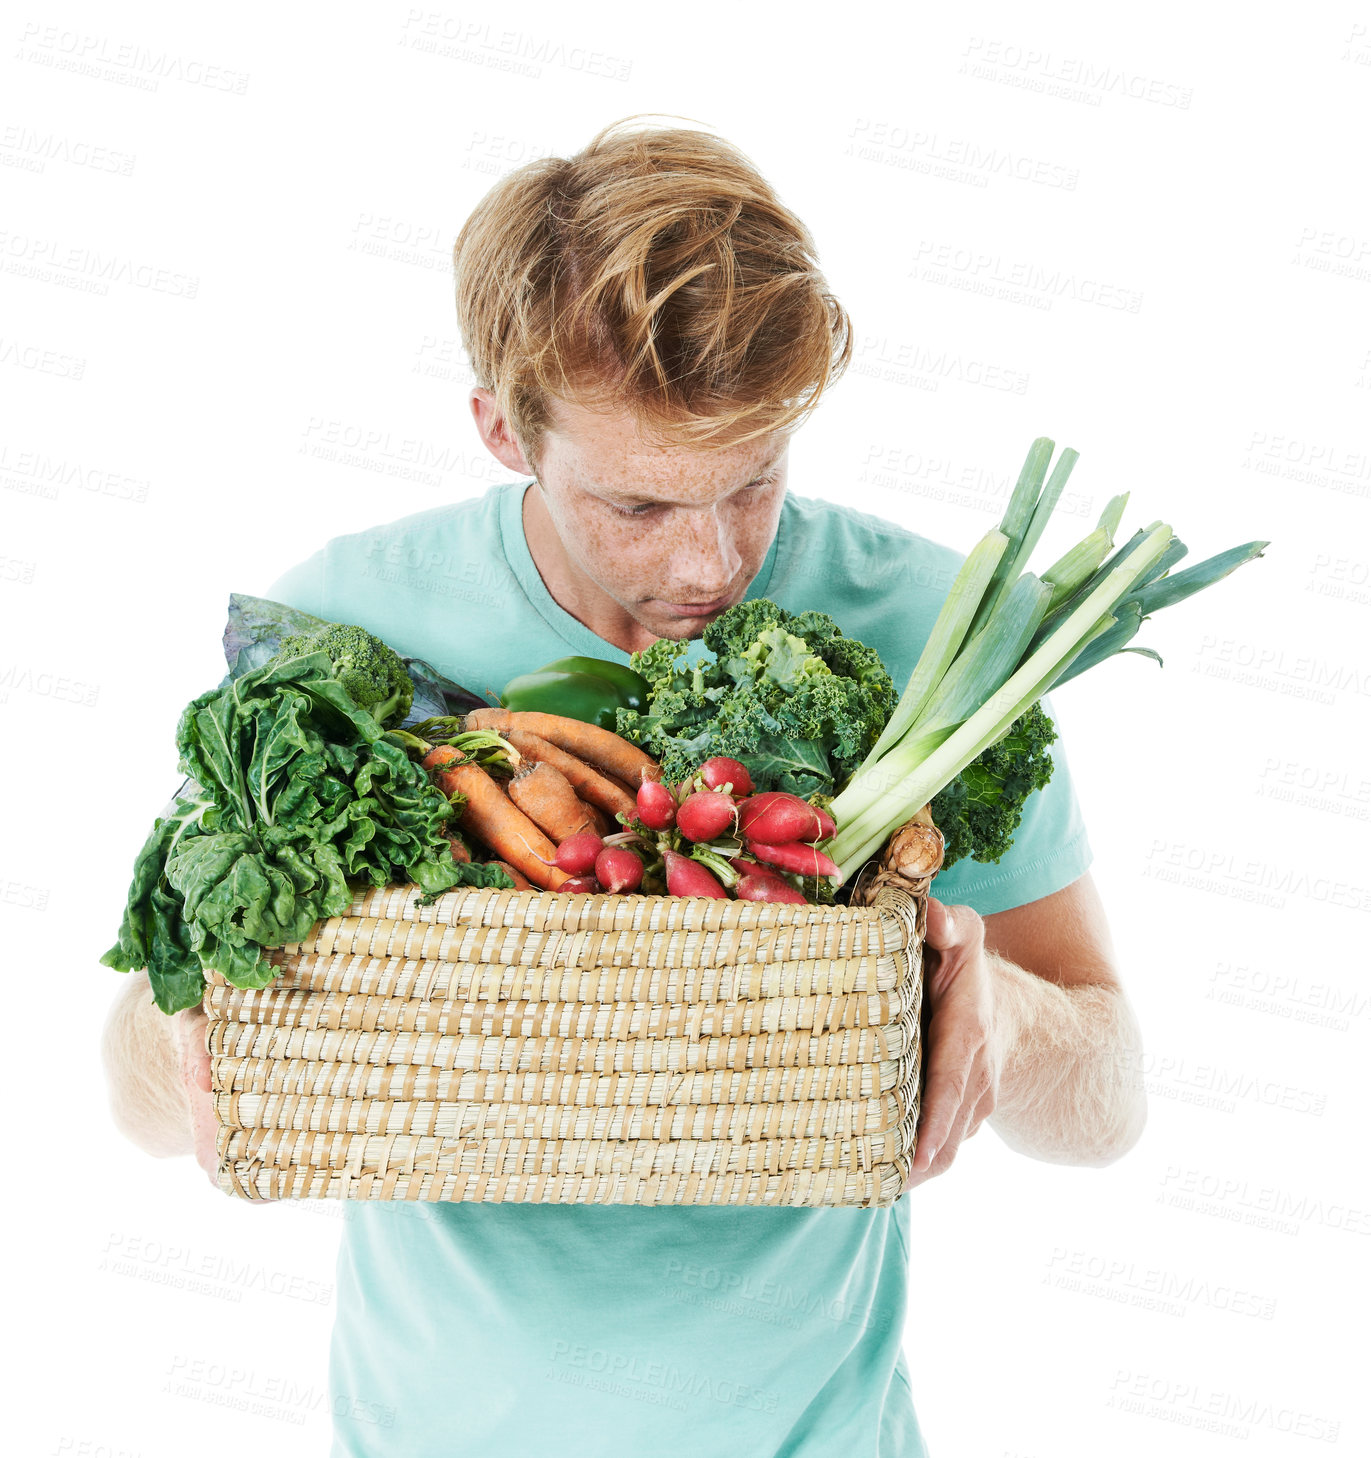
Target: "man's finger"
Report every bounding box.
[912,1029,975,1171]
[923,898,982,954]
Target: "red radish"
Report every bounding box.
[737,792,824,844]
[812,805,836,840]
[728,855,785,881]
[664,849,728,899]
[555,831,604,877]
[746,838,840,878]
[735,874,809,904]
[560,875,599,894]
[698,756,754,797]
[635,778,677,831]
[594,846,644,894]
[676,790,738,843]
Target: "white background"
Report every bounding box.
[4,4,1369,1455]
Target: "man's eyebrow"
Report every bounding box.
[600,449,786,505]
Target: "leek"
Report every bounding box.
[825,438,1270,885]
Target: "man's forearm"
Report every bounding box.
[101,970,194,1158]
[985,951,1147,1165]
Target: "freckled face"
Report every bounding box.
[532,397,790,642]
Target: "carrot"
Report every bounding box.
[502,729,638,820]
[421,747,568,890]
[506,760,597,842]
[465,709,660,790]
[490,859,534,891]
[583,801,615,837]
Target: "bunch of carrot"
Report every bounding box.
[394,716,838,904]
[394,709,661,893]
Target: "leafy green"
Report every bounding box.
[101,649,512,1015]
[928,702,1057,872]
[224,593,492,720]
[616,599,895,799]
[276,622,414,729]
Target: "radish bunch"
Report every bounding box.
[547,756,839,902]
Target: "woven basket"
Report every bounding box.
[203,813,943,1208]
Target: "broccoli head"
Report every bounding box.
[929,701,1057,872]
[276,622,414,729]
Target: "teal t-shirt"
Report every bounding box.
[263,479,1093,1457]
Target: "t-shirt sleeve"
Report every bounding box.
[261,548,329,618]
[922,691,1093,917]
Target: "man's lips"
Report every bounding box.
[656,593,736,617]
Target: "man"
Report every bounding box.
[104,117,1146,1455]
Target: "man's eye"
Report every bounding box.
[610,471,778,520]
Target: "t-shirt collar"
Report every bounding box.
[497,478,784,665]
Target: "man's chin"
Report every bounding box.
[641,615,708,642]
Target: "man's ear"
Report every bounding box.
[470,388,536,475]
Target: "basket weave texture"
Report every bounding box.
[204,855,937,1207]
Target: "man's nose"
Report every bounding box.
[667,506,743,593]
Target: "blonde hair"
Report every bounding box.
[452,113,852,472]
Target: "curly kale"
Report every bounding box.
[276,622,414,729]
[929,701,1057,873]
[616,599,895,799]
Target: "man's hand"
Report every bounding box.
[902,897,1009,1193]
[170,1006,221,1188]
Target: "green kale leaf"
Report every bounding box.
[617,599,895,799]
[929,701,1058,873]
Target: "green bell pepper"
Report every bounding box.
[499,656,652,729]
[537,656,652,713]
